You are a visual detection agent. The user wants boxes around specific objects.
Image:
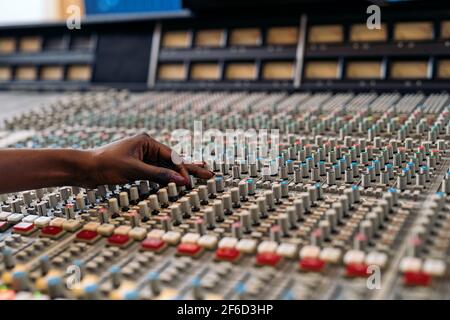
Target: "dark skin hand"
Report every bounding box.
[0,133,214,194]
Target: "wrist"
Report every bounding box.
[68,149,98,188]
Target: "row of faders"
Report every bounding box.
[0,90,449,300]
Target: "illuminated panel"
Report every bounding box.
[161,31,191,48]
[304,61,339,79]
[158,64,186,80]
[350,23,387,42]
[19,36,41,53]
[390,61,429,79]
[346,61,382,79]
[262,62,294,80]
[308,25,343,44]
[16,66,37,80]
[394,22,434,41]
[41,66,64,81]
[191,63,220,80]
[67,65,92,81]
[0,66,12,81]
[266,27,299,45]
[225,63,256,80]
[437,60,450,79]
[195,30,224,47]
[441,21,450,39]
[229,28,261,46]
[0,38,15,54]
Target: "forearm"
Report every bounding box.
[0,149,93,194]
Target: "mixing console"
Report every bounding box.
[0,90,449,300]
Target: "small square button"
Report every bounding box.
[83,222,100,232]
[114,225,131,236]
[50,217,66,228]
[97,224,115,237]
[34,216,51,228]
[63,219,81,232]
[162,231,180,245]
[129,227,147,241]
[108,234,132,248]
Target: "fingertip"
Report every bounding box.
[205,170,215,179]
[171,173,188,186]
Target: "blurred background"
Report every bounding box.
[0,0,183,26]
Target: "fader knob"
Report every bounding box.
[110,266,122,288]
[97,185,107,199]
[147,272,162,296]
[99,207,110,224]
[86,190,96,206]
[195,219,206,236]
[204,208,215,230]
[47,276,65,299]
[213,200,225,222]
[249,205,260,225]
[207,179,217,199]
[272,184,282,204]
[189,191,201,211]
[76,194,86,211]
[170,205,182,226]
[39,255,50,275]
[232,222,243,239]
[238,181,248,201]
[180,198,191,219]
[139,181,150,197]
[293,199,304,221]
[138,201,150,221]
[158,189,169,208]
[198,186,209,205]
[168,183,178,202]
[264,191,275,211]
[240,211,251,233]
[247,179,256,196]
[107,198,119,217]
[216,176,224,193]
[161,216,172,232]
[148,195,160,215]
[277,214,290,237]
[129,186,139,204]
[22,191,32,206]
[257,197,268,219]
[300,193,311,212]
[230,188,241,208]
[222,194,233,215]
[2,248,15,269]
[64,204,75,219]
[35,188,46,200]
[48,193,58,208]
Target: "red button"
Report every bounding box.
[216,247,240,261]
[403,271,431,286]
[13,222,34,232]
[346,263,369,277]
[141,238,165,250]
[256,252,281,266]
[41,226,63,236]
[177,243,202,256]
[0,221,8,231]
[76,230,98,241]
[299,257,326,272]
[108,234,130,245]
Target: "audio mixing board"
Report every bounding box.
[0,90,449,300]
